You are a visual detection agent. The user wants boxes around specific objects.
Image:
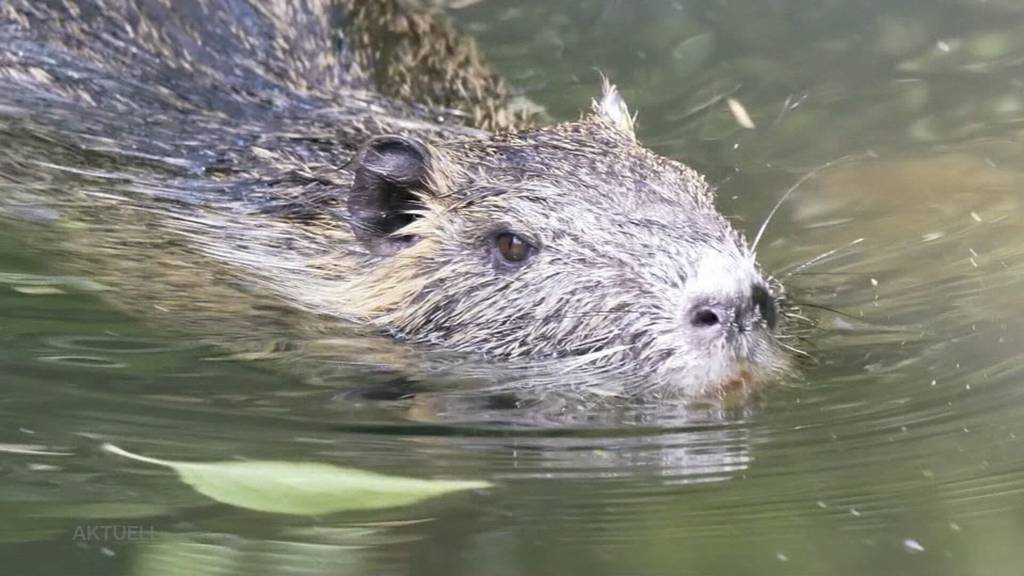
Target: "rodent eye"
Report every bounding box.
[494,232,536,265]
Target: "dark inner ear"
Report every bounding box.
[348,135,431,255]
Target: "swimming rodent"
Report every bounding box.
[0,0,788,398]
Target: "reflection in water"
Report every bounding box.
[134,532,372,576]
[1,0,1024,575]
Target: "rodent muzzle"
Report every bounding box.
[751,283,778,329]
[687,282,778,332]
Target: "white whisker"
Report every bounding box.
[783,238,864,277]
[750,152,876,255]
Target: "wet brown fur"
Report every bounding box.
[0,0,786,398]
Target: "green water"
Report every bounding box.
[3,0,1024,574]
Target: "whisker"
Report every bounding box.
[786,271,873,277]
[779,238,865,277]
[770,335,814,359]
[782,312,815,324]
[793,334,817,347]
[750,171,813,254]
[789,300,862,321]
[751,151,876,255]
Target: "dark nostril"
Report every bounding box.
[751,283,778,329]
[690,307,721,328]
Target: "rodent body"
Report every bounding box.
[0,0,787,398]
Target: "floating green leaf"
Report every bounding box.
[102,444,491,516]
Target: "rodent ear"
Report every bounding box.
[592,77,636,141]
[348,135,432,256]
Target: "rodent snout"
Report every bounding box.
[688,283,778,331]
[751,283,778,329]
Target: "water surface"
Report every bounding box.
[2,0,1024,574]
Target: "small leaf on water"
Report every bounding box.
[102,443,491,516]
[727,97,756,129]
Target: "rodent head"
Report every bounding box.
[345,86,788,397]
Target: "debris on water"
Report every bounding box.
[27,463,61,472]
[970,211,982,222]
[816,500,828,509]
[870,278,879,287]
[12,285,65,295]
[727,98,756,129]
[102,443,492,516]
[850,508,862,517]
[776,552,789,562]
[949,521,961,532]
[0,443,73,456]
[903,538,925,554]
